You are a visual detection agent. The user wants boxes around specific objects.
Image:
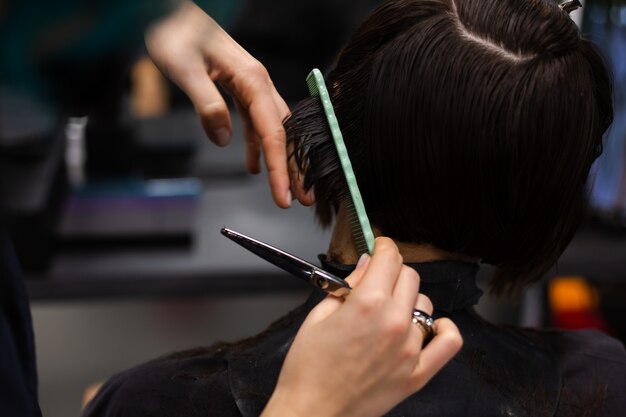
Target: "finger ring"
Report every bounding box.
[412,309,435,340]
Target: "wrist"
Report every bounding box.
[261,385,347,417]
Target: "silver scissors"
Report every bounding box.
[220,227,352,297]
[221,227,436,340]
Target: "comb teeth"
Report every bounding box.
[346,203,369,255]
[306,68,375,255]
[306,72,320,97]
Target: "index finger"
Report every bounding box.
[228,69,291,208]
[256,93,291,207]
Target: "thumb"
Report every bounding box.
[304,296,344,325]
[303,254,371,324]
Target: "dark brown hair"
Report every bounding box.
[285,0,613,293]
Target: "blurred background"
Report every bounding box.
[0,1,625,416]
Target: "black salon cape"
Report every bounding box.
[82,260,626,417]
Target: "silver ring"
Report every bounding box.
[412,309,435,340]
[559,0,582,14]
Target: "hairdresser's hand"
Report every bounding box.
[261,238,463,417]
[145,1,294,208]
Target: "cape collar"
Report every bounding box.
[319,255,483,313]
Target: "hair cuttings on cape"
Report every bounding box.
[284,0,613,294]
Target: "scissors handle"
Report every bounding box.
[309,269,351,298]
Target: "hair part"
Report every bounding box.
[449,0,535,63]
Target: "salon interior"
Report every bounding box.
[1,1,626,416]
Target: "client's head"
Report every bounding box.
[285,0,613,293]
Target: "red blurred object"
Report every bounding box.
[552,310,610,332]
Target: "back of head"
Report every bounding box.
[286,0,613,293]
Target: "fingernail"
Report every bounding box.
[285,190,292,207]
[356,253,369,269]
[211,127,231,146]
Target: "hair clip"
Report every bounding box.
[559,0,582,14]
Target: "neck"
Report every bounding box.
[327,204,477,265]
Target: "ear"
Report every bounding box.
[288,143,315,206]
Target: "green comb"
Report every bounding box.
[306,68,375,255]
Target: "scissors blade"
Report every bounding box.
[220,227,351,297]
